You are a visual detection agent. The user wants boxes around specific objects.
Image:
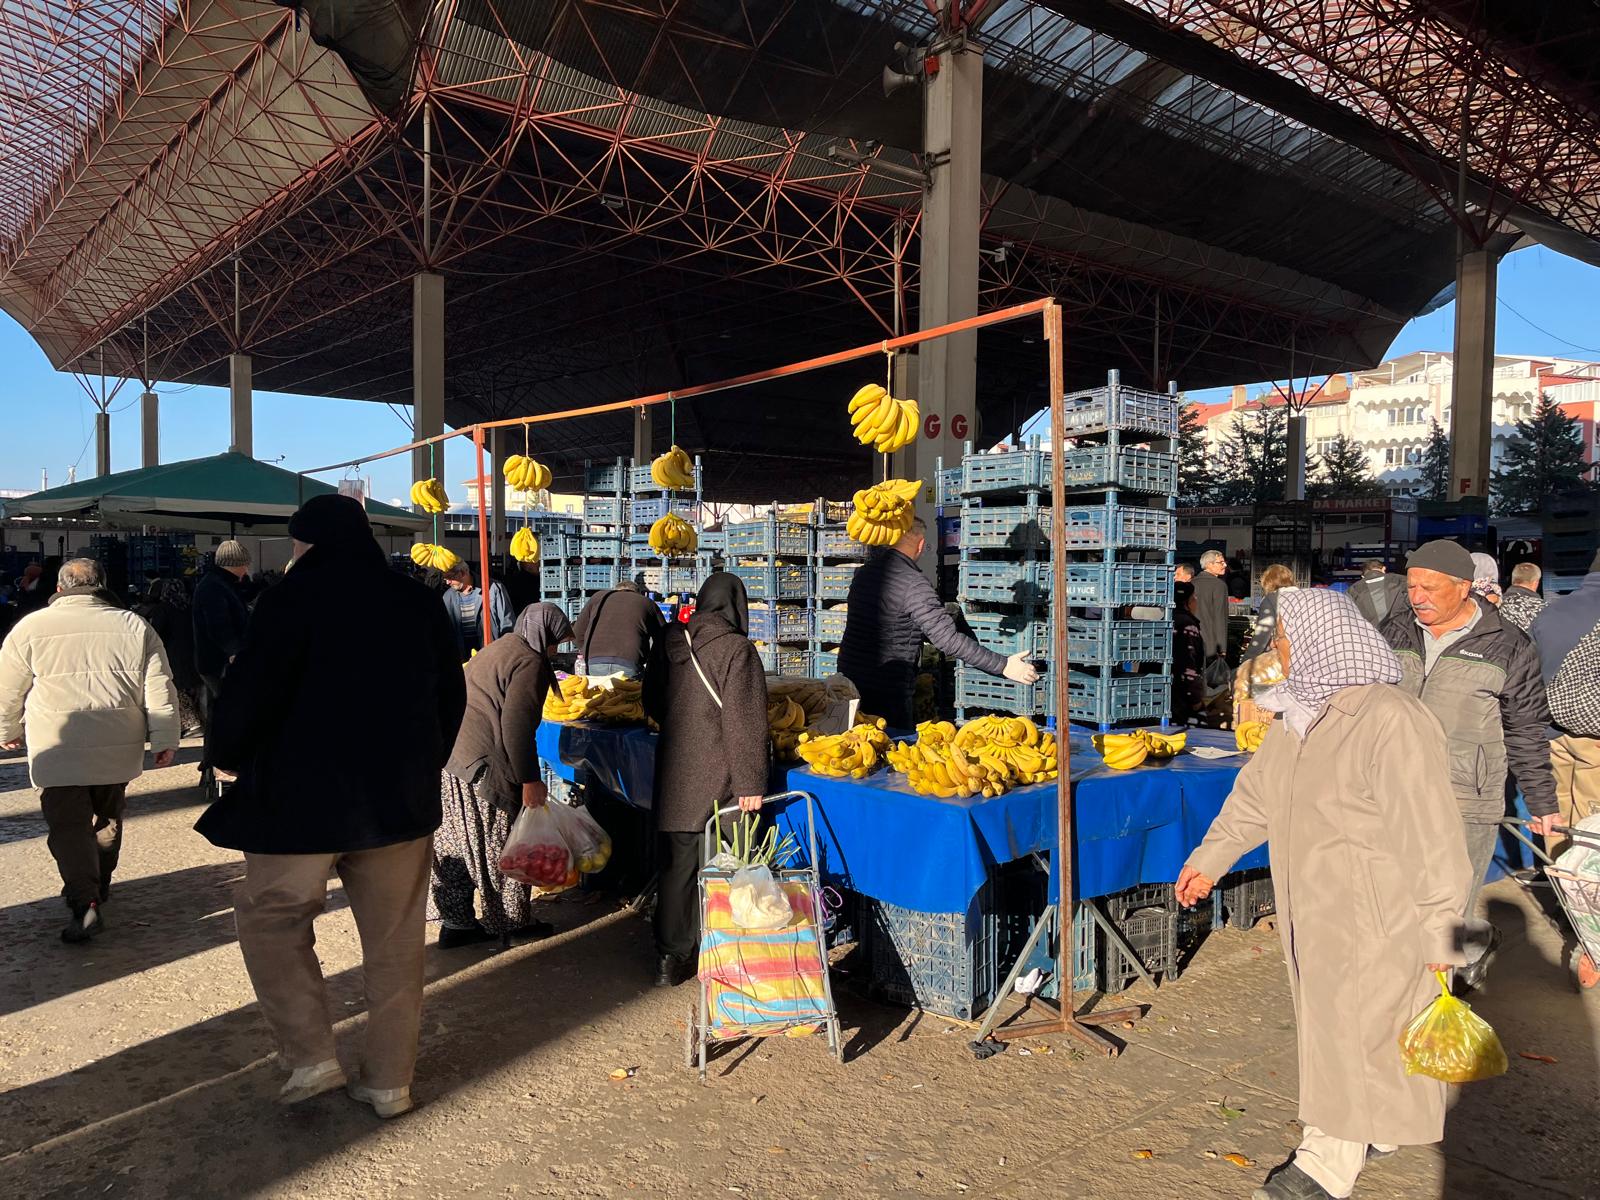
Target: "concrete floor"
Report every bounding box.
[1,747,1596,1200]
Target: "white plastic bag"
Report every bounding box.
[728,864,792,930]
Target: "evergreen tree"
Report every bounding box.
[1489,391,1594,515]
[1418,418,1451,501]
[1211,405,1288,505]
[1176,402,1217,505]
[1309,432,1382,498]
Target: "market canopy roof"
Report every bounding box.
[1,452,427,536]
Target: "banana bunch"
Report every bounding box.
[1235,720,1269,753]
[648,512,698,557]
[650,445,695,490]
[767,695,810,762]
[1092,732,1149,771]
[410,477,449,513]
[1137,729,1186,759]
[887,734,994,798]
[410,542,459,573]
[848,384,920,454]
[767,674,858,725]
[847,478,922,546]
[541,674,646,724]
[797,721,890,779]
[953,715,1059,788]
[506,455,552,493]
[510,527,540,563]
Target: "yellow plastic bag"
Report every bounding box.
[1398,971,1508,1083]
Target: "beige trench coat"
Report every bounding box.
[1188,684,1473,1146]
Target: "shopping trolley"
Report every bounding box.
[1502,817,1600,979]
[684,790,844,1080]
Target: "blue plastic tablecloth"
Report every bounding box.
[536,721,1264,913]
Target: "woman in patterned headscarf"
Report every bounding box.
[1469,551,1503,606]
[1177,589,1474,1200]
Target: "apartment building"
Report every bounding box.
[1193,352,1600,496]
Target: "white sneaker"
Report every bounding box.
[347,1081,413,1118]
[276,1059,347,1105]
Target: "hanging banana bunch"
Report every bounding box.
[847,478,922,546]
[410,477,449,513]
[510,527,540,563]
[505,455,552,494]
[648,512,698,557]
[650,445,695,490]
[410,542,459,573]
[848,383,919,454]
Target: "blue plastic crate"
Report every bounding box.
[584,460,628,493]
[937,467,964,507]
[962,449,1042,496]
[1060,381,1179,438]
[1064,616,1173,665]
[697,529,727,553]
[583,496,627,525]
[747,604,811,642]
[1021,904,1099,996]
[579,534,623,558]
[1066,669,1169,727]
[1218,868,1275,930]
[955,667,1046,716]
[777,647,810,676]
[732,562,810,600]
[1055,446,1178,495]
[958,504,1049,551]
[726,520,811,557]
[817,562,861,601]
[816,526,869,560]
[1056,563,1172,608]
[629,497,695,525]
[581,563,620,591]
[860,887,1013,1021]
[963,610,1040,656]
[1099,903,1181,993]
[814,650,838,677]
[628,463,696,493]
[958,560,1046,606]
[815,607,850,643]
[540,563,579,592]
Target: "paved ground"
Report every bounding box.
[1,747,1596,1200]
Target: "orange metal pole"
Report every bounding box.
[474,425,493,647]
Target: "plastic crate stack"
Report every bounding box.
[727,511,814,675]
[811,511,866,678]
[953,370,1179,730]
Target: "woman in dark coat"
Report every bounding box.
[431,603,572,948]
[1171,581,1207,724]
[137,578,203,736]
[643,573,771,987]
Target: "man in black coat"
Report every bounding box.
[572,581,665,678]
[838,518,1037,728]
[1351,560,1407,627]
[1191,549,1230,662]
[196,494,466,1118]
[192,540,251,782]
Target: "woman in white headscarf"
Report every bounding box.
[1469,551,1503,606]
[1177,589,1473,1200]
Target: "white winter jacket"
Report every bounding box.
[0,590,179,788]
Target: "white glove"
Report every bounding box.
[1002,652,1040,684]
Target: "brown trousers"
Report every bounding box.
[40,783,127,911]
[234,836,431,1091]
[1548,735,1600,860]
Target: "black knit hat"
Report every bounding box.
[287,493,373,550]
[1405,539,1474,582]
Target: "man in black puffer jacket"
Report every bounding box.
[197,494,466,1119]
[839,517,1037,728]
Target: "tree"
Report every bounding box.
[1489,391,1595,515]
[1176,401,1217,505]
[1418,418,1451,501]
[1211,406,1288,505]
[1308,432,1382,498]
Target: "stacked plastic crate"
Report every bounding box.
[727,512,813,675]
[954,371,1179,729]
[812,517,866,678]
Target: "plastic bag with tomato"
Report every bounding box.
[498,804,580,895]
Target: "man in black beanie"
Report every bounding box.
[197,493,466,1117]
[1379,538,1558,991]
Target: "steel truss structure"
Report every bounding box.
[1,1,1597,492]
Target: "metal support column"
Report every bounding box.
[95,410,111,477]
[412,271,445,485]
[633,404,655,466]
[140,391,159,468]
[1284,411,1306,501]
[1450,248,1497,499]
[228,355,253,456]
[489,424,510,564]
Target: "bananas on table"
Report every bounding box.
[847,478,921,546]
[648,512,698,557]
[410,478,449,513]
[848,384,919,454]
[767,695,809,762]
[542,674,645,724]
[886,716,1059,798]
[650,445,696,490]
[767,674,857,725]
[510,527,540,563]
[506,455,552,493]
[797,719,891,779]
[1092,732,1148,771]
[410,542,459,573]
[1138,729,1186,759]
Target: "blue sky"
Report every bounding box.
[3,244,1598,502]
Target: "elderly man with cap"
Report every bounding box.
[192,539,252,787]
[197,494,466,1118]
[1378,539,1559,989]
